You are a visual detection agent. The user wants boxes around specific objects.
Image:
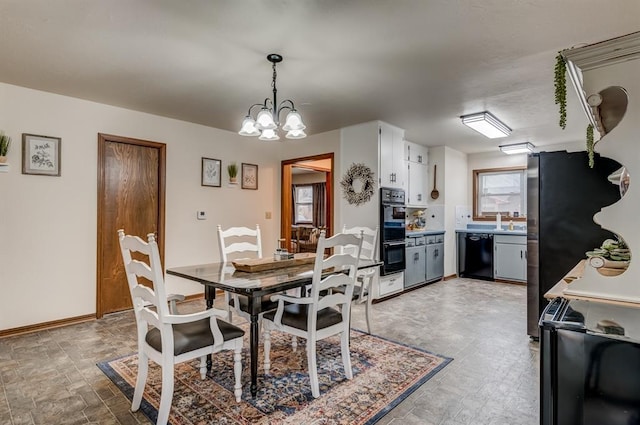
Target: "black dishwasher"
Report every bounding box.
[460,233,493,280]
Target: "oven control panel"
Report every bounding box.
[381,187,405,205]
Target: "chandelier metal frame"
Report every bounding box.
[238,54,306,141]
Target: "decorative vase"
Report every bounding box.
[229,177,237,184]
[0,156,7,163]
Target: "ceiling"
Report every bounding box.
[1,1,638,154]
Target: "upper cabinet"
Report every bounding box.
[405,141,428,164]
[379,122,406,189]
[405,140,429,207]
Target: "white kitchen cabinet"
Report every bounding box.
[407,162,428,206]
[376,272,404,298]
[379,123,405,189]
[405,140,429,207]
[405,141,428,164]
[494,235,527,282]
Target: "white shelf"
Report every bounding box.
[0,163,10,173]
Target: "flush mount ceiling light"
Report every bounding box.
[499,142,535,155]
[460,111,511,138]
[238,53,306,141]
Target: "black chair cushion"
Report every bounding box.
[229,294,279,313]
[263,304,343,331]
[145,318,244,356]
[332,285,367,301]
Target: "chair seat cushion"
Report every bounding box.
[229,294,279,313]
[145,318,244,356]
[263,304,343,331]
[332,285,367,301]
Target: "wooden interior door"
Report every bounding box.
[96,133,166,317]
[281,153,334,250]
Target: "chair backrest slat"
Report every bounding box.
[341,225,379,261]
[308,231,363,320]
[117,229,170,328]
[217,225,262,262]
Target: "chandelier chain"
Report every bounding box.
[271,62,277,93]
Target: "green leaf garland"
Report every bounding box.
[554,53,567,130]
[586,124,594,168]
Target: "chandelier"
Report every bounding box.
[238,54,307,141]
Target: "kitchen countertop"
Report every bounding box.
[455,228,527,236]
[406,229,445,237]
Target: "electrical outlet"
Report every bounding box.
[265,211,272,219]
[196,211,207,220]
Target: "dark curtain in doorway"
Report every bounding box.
[312,182,326,227]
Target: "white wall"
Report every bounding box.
[0,82,310,330]
[442,147,467,276]
[339,122,380,231]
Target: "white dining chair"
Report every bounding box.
[341,225,379,334]
[217,225,275,322]
[262,230,363,398]
[118,229,244,425]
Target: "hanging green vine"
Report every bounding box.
[554,53,567,130]
[586,124,594,168]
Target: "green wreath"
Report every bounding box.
[340,163,376,206]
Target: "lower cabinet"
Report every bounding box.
[494,235,527,282]
[377,272,404,298]
[426,242,444,282]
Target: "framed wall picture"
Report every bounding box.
[201,157,221,187]
[22,134,61,176]
[241,163,258,190]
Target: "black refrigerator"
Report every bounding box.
[526,151,621,338]
[539,297,640,425]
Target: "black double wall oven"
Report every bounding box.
[379,187,406,275]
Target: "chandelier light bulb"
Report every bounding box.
[238,116,261,136]
[282,110,306,131]
[259,128,280,141]
[285,129,307,139]
[255,108,277,130]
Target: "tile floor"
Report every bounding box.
[0,278,539,425]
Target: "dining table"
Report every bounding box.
[166,256,381,398]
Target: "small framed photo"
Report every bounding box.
[201,157,221,187]
[22,134,61,176]
[241,163,258,190]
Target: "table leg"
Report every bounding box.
[205,286,216,371]
[205,286,216,309]
[248,296,259,398]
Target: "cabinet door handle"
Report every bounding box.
[417,194,422,201]
[414,252,419,261]
[521,250,523,259]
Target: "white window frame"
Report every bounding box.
[294,185,313,224]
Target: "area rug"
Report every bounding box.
[97,328,452,424]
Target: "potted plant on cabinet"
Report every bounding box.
[0,132,11,163]
[227,162,238,184]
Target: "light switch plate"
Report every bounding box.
[197,211,207,220]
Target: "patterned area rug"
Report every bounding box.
[98,328,452,424]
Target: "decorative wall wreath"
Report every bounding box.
[340,163,376,206]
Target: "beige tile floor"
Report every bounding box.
[0,277,538,425]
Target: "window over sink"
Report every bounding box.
[473,166,526,221]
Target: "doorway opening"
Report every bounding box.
[281,153,334,253]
